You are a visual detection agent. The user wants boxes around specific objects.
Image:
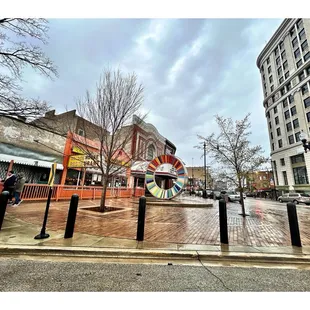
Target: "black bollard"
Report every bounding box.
[136,196,146,241]
[64,194,79,239]
[287,202,302,247]
[219,199,229,244]
[202,190,207,199]
[0,191,10,231]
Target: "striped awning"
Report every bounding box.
[0,154,63,170]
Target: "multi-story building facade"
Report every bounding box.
[257,18,310,194]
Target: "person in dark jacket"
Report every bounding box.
[12,172,26,207]
[1,170,17,203]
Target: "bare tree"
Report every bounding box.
[0,18,58,119]
[76,69,145,212]
[197,114,267,217]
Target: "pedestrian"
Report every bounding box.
[1,170,17,204]
[12,172,26,207]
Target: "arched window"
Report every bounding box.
[147,144,155,160]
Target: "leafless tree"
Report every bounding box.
[76,69,146,212]
[0,18,58,119]
[197,114,267,217]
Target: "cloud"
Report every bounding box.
[18,18,283,166]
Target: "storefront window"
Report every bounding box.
[293,166,309,184]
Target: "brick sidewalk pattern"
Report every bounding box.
[4,197,310,247]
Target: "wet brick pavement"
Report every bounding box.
[4,196,310,247]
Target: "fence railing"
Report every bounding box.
[0,183,145,202]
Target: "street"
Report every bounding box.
[0,256,310,292]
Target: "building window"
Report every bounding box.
[272,143,274,151]
[290,27,296,37]
[272,95,276,103]
[293,118,299,129]
[267,58,270,65]
[278,139,283,148]
[264,83,267,90]
[292,36,298,48]
[304,52,310,62]
[285,71,290,78]
[147,144,156,160]
[283,171,288,185]
[266,111,270,118]
[291,153,305,164]
[294,48,301,59]
[281,50,286,60]
[275,116,279,124]
[286,82,291,91]
[304,97,310,108]
[77,129,85,136]
[271,85,274,92]
[307,66,310,75]
[284,110,290,119]
[269,121,272,129]
[297,59,303,68]
[283,61,288,70]
[286,122,292,131]
[268,65,271,73]
[302,84,309,95]
[270,132,273,140]
[279,41,284,50]
[289,94,294,103]
[286,122,293,131]
[274,48,279,56]
[301,40,308,52]
[299,28,306,41]
[280,158,285,166]
[299,71,306,81]
[293,166,309,185]
[276,127,281,136]
[283,98,288,108]
[269,75,273,83]
[265,92,268,97]
[276,57,281,66]
[307,111,310,122]
[295,131,301,142]
[297,19,303,30]
[279,76,284,84]
[289,134,295,144]
[291,106,297,116]
[277,67,282,76]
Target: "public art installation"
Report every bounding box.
[145,154,188,199]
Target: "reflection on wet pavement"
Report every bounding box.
[4,197,310,247]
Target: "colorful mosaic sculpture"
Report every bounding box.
[145,154,188,199]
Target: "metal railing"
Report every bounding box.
[0,183,145,201]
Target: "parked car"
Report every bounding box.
[226,191,241,202]
[237,192,246,199]
[212,191,221,199]
[277,193,310,205]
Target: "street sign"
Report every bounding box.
[48,163,57,187]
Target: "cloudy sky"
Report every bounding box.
[20,18,283,167]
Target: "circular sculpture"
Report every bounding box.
[145,154,188,199]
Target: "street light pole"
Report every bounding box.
[202,142,207,198]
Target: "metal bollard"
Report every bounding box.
[64,194,79,239]
[0,191,10,231]
[219,199,229,244]
[287,202,302,247]
[136,196,146,241]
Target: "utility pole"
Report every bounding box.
[270,158,277,200]
[203,142,207,198]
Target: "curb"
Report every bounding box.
[1,245,310,265]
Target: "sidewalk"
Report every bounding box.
[1,196,310,265]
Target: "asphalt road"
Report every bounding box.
[1,257,310,292]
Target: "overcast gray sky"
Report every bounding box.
[21,18,283,167]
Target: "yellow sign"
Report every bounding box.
[48,163,57,187]
[68,155,85,168]
[72,146,85,154]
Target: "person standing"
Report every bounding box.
[12,172,26,207]
[1,170,17,203]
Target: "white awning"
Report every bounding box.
[0,154,63,170]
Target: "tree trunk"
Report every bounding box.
[238,178,246,217]
[100,176,108,212]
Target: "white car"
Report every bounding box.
[226,192,241,202]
